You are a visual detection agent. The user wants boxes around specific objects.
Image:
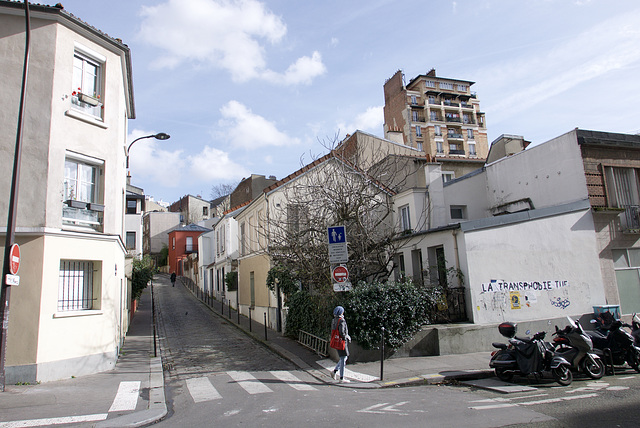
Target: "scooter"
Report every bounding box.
[552,316,605,379]
[586,311,640,373]
[490,322,573,386]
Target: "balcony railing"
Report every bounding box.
[447,133,463,139]
[443,100,459,107]
[185,244,199,253]
[445,116,461,123]
[62,201,104,231]
[622,205,640,231]
[449,149,466,155]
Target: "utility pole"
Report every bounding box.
[0,0,30,392]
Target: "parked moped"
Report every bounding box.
[587,311,640,373]
[552,316,605,379]
[490,322,573,386]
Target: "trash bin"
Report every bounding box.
[593,305,621,320]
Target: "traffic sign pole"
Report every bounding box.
[1,0,30,392]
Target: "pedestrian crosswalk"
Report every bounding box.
[185,370,318,403]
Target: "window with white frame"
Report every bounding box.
[62,153,104,230]
[604,166,640,230]
[240,222,246,255]
[58,260,99,311]
[442,171,455,183]
[612,248,640,314]
[416,126,422,137]
[469,140,477,156]
[457,84,468,92]
[440,82,453,90]
[417,142,423,151]
[71,48,104,118]
[436,140,444,153]
[467,129,474,139]
[399,205,411,232]
[434,125,442,136]
[410,95,417,104]
[425,80,436,88]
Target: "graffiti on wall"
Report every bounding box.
[476,279,572,314]
[481,279,569,293]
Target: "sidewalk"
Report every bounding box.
[0,281,165,428]
[0,274,495,427]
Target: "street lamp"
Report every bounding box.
[125,132,170,168]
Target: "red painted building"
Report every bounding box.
[168,224,212,275]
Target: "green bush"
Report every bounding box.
[131,255,154,301]
[225,271,238,291]
[284,291,338,338]
[344,280,434,350]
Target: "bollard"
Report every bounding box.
[264,312,268,340]
[380,326,385,381]
[222,299,225,316]
[249,307,252,332]
[152,280,157,358]
[228,300,231,319]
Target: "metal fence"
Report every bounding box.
[298,330,328,357]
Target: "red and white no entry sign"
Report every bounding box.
[332,265,349,283]
[9,243,20,275]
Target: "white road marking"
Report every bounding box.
[186,377,222,403]
[0,414,108,427]
[270,371,317,391]
[108,381,141,412]
[227,371,273,394]
[358,402,412,416]
[470,393,549,403]
[471,393,599,410]
[317,359,378,382]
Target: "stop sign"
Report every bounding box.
[9,243,20,275]
[332,265,349,283]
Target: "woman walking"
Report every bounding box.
[331,306,351,382]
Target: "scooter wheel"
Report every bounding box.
[495,368,513,382]
[552,365,573,386]
[583,356,605,379]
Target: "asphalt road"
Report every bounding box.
[153,281,640,427]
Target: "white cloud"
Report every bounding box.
[188,146,249,181]
[262,51,326,85]
[338,106,383,135]
[218,100,301,149]
[137,0,325,84]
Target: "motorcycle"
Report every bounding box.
[586,311,640,373]
[552,316,605,379]
[490,322,573,386]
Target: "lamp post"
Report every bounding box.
[125,132,170,168]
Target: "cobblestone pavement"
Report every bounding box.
[153,276,294,381]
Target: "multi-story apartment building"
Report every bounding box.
[0,2,134,382]
[383,69,488,180]
[168,194,211,224]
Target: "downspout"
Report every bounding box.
[452,229,461,287]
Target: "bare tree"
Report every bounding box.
[210,182,239,200]
[264,136,422,295]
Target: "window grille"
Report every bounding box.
[58,260,94,311]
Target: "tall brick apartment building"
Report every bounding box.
[383,69,488,180]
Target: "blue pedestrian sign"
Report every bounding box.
[328,226,346,244]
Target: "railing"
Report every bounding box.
[447,133,463,139]
[431,287,468,323]
[449,149,465,155]
[298,330,328,356]
[445,116,461,123]
[185,244,198,253]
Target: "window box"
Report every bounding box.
[88,203,104,212]
[66,199,87,209]
[78,92,101,106]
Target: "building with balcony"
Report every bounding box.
[167,224,211,276]
[0,2,134,382]
[383,69,488,181]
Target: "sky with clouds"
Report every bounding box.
[58,0,640,204]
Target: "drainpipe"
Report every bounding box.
[452,229,461,287]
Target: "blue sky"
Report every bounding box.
[58,0,640,204]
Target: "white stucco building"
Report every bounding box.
[0,2,135,382]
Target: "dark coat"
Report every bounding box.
[331,316,349,357]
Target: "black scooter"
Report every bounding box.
[552,316,605,379]
[490,322,573,386]
[586,311,640,373]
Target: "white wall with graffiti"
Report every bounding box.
[459,200,606,324]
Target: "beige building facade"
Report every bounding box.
[0,3,134,382]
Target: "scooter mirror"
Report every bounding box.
[566,316,577,328]
[590,319,597,324]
